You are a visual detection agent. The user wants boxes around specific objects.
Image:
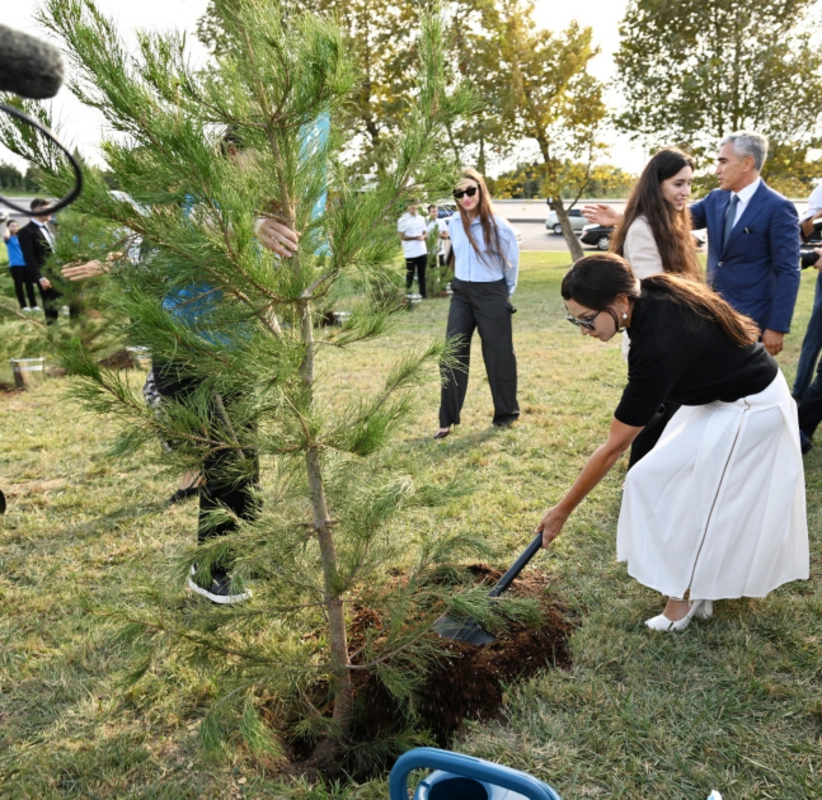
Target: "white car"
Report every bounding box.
[545,207,586,235]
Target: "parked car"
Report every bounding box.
[545,207,586,235]
[580,223,614,251]
[434,199,457,218]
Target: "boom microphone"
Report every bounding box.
[0,26,80,215]
[0,24,64,99]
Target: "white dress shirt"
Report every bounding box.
[33,218,55,249]
[729,177,761,229]
[397,212,428,258]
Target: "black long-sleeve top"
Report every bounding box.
[614,289,778,428]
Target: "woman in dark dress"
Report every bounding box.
[538,254,808,631]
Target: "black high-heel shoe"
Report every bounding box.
[433,428,450,440]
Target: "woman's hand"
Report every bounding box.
[581,204,620,227]
[256,218,300,257]
[537,505,570,548]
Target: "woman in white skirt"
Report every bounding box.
[538,254,808,631]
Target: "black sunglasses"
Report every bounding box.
[453,186,479,200]
[564,309,601,330]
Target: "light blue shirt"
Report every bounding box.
[448,213,519,295]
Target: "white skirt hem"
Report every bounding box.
[617,371,809,602]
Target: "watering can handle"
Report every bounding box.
[489,532,544,598]
[388,747,561,800]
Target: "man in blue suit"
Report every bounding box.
[689,131,800,356]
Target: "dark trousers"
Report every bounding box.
[439,277,519,428]
[797,360,822,439]
[9,267,37,309]
[38,284,81,325]
[153,361,260,546]
[405,254,427,298]
[628,402,680,469]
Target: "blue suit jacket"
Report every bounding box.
[690,181,800,333]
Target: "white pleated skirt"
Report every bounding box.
[617,371,809,600]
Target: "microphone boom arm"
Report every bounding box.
[0,103,83,216]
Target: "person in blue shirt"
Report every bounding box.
[61,131,301,606]
[3,219,39,311]
[434,168,519,439]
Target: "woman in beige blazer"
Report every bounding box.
[584,148,702,466]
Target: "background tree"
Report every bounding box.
[492,0,607,259]
[491,161,637,200]
[1,0,537,767]
[0,161,26,191]
[615,0,822,191]
[198,0,431,178]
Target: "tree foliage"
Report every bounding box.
[0,0,541,766]
[615,0,822,181]
[488,1,607,259]
[198,0,436,178]
[492,161,637,200]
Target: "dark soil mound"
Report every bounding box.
[352,565,573,747]
[283,565,575,781]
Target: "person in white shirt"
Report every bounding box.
[790,183,822,405]
[397,200,429,298]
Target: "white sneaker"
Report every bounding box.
[32,305,42,311]
[22,306,32,312]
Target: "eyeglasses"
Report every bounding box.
[564,309,601,330]
[453,186,479,200]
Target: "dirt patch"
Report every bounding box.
[282,564,574,781]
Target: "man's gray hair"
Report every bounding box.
[720,131,768,171]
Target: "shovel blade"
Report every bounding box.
[433,613,496,647]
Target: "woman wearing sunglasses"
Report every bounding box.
[539,253,807,631]
[434,168,520,439]
[585,148,702,467]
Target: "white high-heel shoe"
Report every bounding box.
[645,598,711,632]
[690,599,713,620]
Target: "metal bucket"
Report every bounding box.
[10,357,45,389]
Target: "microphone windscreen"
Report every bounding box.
[0,24,64,100]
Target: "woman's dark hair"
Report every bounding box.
[562,254,759,347]
[454,167,507,266]
[610,147,701,280]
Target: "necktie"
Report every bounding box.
[722,194,739,249]
[37,223,54,250]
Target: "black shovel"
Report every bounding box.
[433,532,545,647]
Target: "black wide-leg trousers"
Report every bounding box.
[438,277,519,428]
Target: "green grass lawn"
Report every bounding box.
[1,252,820,799]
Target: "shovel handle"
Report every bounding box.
[488,532,544,598]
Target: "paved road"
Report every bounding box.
[516,220,580,253]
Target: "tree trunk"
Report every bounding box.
[298,299,353,740]
[536,136,584,261]
[552,201,584,261]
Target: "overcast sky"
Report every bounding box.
[2,0,642,178]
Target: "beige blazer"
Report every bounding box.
[623,215,663,280]
[622,215,663,359]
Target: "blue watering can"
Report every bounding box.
[389,747,562,800]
